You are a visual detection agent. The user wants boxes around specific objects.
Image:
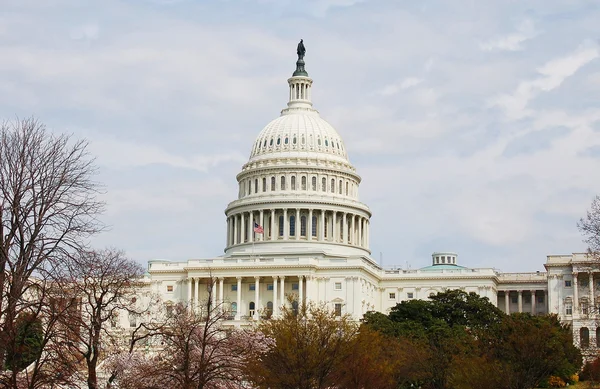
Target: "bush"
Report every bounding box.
[547,375,566,387]
[581,357,600,382]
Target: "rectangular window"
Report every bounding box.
[334,303,342,317]
[524,296,531,304]
[407,292,414,299]
[249,284,256,291]
[389,293,396,299]
[511,296,518,304]
[537,295,544,304]
[292,283,299,291]
[565,303,573,315]
[166,285,173,292]
[565,280,572,288]
[231,284,237,292]
[334,282,342,290]
[267,284,273,291]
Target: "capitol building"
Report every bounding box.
[143,47,599,354]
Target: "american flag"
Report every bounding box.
[253,222,264,234]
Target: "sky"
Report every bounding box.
[1,0,599,272]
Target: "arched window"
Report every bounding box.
[301,176,307,190]
[301,136,305,145]
[291,176,296,190]
[318,138,322,146]
[331,178,335,193]
[270,138,273,146]
[312,177,317,191]
[285,137,289,144]
[249,302,255,315]
[281,176,286,190]
[300,216,307,236]
[292,301,299,315]
[345,181,348,195]
[312,215,317,237]
[263,139,267,147]
[277,137,281,145]
[290,215,296,236]
[231,302,238,315]
[278,215,284,237]
[581,327,590,348]
[321,177,326,192]
[325,139,329,147]
[293,137,297,144]
[262,177,266,192]
[267,301,273,315]
[248,179,251,195]
[324,217,329,238]
[255,179,258,194]
[271,176,275,191]
[339,180,342,194]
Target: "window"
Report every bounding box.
[270,138,273,146]
[334,282,342,290]
[524,296,531,304]
[254,179,258,194]
[231,284,237,292]
[267,284,273,291]
[301,176,307,190]
[565,302,573,315]
[279,215,284,237]
[345,181,348,195]
[318,138,321,146]
[249,284,256,291]
[389,293,396,299]
[339,180,342,194]
[263,139,267,147]
[271,176,275,191]
[293,136,297,144]
[231,302,237,316]
[266,301,273,315]
[248,179,251,195]
[292,301,299,315]
[324,217,329,238]
[565,280,572,287]
[334,303,342,316]
[582,299,589,315]
[277,137,281,145]
[537,295,544,304]
[407,292,414,299]
[331,178,335,193]
[285,137,289,144]
[325,139,329,147]
[581,327,590,348]
[322,177,326,191]
[312,176,317,191]
[167,285,174,292]
[128,312,138,328]
[281,176,286,190]
[291,176,296,190]
[249,302,255,315]
[300,216,307,236]
[290,215,296,236]
[312,216,317,237]
[262,177,266,192]
[511,296,518,304]
[292,283,299,290]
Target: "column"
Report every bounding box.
[351,214,355,245]
[531,290,536,315]
[333,211,338,242]
[188,277,192,306]
[308,209,313,241]
[240,212,245,243]
[319,210,325,241]
[590,272,594,305]
[545,290,548,313]
[366,220,370,248]
[273,276,278,316]
[236,277,242,320]
[517,290,523,313]
[233,215,238,244]
[280,276,286,306]
[342,213,348,244]
[283,209,288,240]
[295,209,300,240]
[299,275,304,304]
[254,276,260,320]
[504,291,510,314]
[574,273,579,314]
[212,279,217,311]
[305,276,312,304]
[259,210,264,241]
[358,217,363,247]
[193,278,198,312]
[353,277,360,318]
[248,211,254,243]
[270,209,276,241]
[219,277,224,308]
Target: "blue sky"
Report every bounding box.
[1,0,599,271]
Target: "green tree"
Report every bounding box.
[4,313,43,372]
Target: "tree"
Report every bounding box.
[0,117,103,370]
[578,195,600,258]
[54,248,145,389]
[243,300,358,389]
[4,313,43,372]
[115,277,253,389]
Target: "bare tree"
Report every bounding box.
[115,277,254,389]
[579,195,600,259]
[0,117,103,369]
[53,248,145,389]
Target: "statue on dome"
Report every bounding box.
[297,39,306,61]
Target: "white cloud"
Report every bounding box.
[480,19,537,52]
[376,77,422,96]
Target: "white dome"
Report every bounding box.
[249,111,349,163]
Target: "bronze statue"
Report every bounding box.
[297,39,306,61]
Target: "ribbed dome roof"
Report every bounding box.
[249,111,349,163]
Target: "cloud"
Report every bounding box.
[480,19,537,52]
[376,77,422,96]
[489,41,600,120]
